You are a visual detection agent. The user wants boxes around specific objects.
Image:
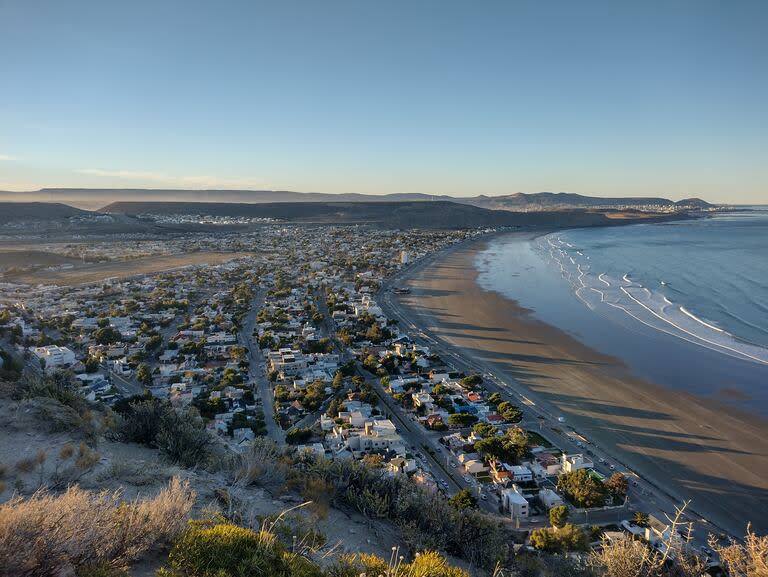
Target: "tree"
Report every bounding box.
[326,397,344,418]
[549,504,569,528]
[530,524,588,553]
[93,326,122,345]
[497,401,523,423]
[474,436,516,463]
[473,422,498,438]
[449,489,477,510]
[448,412,478,427]
[557,469,609,508]
[460,374,483,389]
[332,371,344,390]
[285,427,312,444]
[606,472,629,499]
[136,364,152,385]
[84,356,100,373]
[633,511,649,527]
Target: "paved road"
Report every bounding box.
[241,288,285,444]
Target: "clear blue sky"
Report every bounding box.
[1,0,766,203]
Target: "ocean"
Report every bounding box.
[475,209,768,416]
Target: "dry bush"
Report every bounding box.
[711,526,768,577]
[96,460,171,486]
[0,477,195,576]
[589,534,654,577]
[15,457,35,474]
[229,436,289,488]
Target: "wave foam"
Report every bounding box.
[538,233,768,366]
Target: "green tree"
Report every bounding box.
[136,364,152,385]
[530,524,588,553]
[448,412,478,427]
[460,374,483,389]
[496,401,523,423]
[557,469,609,508]
[633,511,649,527]
[332,371,344,390]
[94,326,122,345]
[449,489,477,510]
[549,504,569,528]
[84,356,100,373]
[473,422,498,438]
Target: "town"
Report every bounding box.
[0,222,724,573]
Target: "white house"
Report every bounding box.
[561,453,593,473]
[501,485,529,521]
[538,488,565,510]
[29,345,75,372]
[509,465,533,483]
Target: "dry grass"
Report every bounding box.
[7,251,252,286]
[0,477,195,576]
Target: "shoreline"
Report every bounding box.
[390,231,768,537]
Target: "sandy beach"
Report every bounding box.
[396,232,768,536]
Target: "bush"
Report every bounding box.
[0,478,195,576]
[296,455,510,569]
[328,550,469,577]
[159,520,323,577]
[112,399,213,467]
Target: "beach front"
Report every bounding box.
[393,232,768,536]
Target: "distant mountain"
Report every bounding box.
[460,192,714,211]
[0,202,90,223]
[0,188,714,212]
[101,200,689,230]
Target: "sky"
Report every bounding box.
[0,0,766,203]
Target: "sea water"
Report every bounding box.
[475,209,768,415]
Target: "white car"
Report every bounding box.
[557,417,566,423]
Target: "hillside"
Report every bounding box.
[0,202,90,223]
[0,188,715,212]
[101,200,687,229]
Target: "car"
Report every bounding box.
[610,464,616,470]
[599,458,606,463]
[451,463,457,468]
[481,495,488,501]
[557,417,566,423]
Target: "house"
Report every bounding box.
[509,465,533,483]
[29,345,75,372]
[501,485,529,521]
[561,453,593,473]
[463,459,489,477]
[538,488,565,510]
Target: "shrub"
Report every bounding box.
[112,399,213,467]
[328,549,469,577]
[297,455,509,569]
[0,478,195,576]
[160,520,322,577]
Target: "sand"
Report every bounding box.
[396,233,768,536]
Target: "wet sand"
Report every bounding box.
[398,233,768,536]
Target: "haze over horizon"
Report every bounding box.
[1,0,766,204]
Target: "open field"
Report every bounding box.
[3,251,253,286]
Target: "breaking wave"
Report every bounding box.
[537,233,768,366]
